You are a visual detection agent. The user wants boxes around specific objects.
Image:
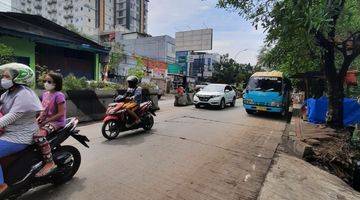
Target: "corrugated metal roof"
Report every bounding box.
[251,71,283,78]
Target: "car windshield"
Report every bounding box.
[202,84,225,92]
[246,77,282,92]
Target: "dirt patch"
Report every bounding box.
[302,128,360,189]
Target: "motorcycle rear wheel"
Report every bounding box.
[143,114,154,131]
[102,120,121,140]
[52,145,81,185]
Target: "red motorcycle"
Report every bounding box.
[101,100,156,140]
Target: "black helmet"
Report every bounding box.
[126,75,138,87]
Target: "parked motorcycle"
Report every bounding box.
[0,118,89,200]
[101,97,156,140]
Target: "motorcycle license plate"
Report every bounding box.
[256,106,267,111]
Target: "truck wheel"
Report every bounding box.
[246,109,255,114]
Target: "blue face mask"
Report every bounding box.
[1,78,14,90]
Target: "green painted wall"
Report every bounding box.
[0,36,36,71]
[95,54,100,81]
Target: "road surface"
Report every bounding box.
[20,97,286,200]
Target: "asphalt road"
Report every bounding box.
[20,97,286,200]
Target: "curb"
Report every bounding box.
[282,107,314,158]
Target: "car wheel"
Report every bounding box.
[219,99,225,109]
[230,97,236,107]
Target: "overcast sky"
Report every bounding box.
[0,0,266,65]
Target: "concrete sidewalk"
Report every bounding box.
[259,152,360,200]
[258,104,360,200]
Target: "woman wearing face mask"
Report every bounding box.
[35,71,66,177]
[0,63,42,194]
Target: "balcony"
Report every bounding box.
[34,4,42,9]
[27,0,31,3]
[47,0,57,5]
[64,13,74,19]
[64,3,74,10]
[47,8,57,14]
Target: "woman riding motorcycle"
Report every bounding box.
[0,63,42,194]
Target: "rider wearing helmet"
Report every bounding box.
[123,75,142,128]
[0,63,42,194]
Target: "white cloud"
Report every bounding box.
[148,0,266,65]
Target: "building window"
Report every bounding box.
[81,7,83,10]
[88,18,91,22]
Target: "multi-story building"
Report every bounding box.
[116,33,175,76]
[115,0,148,34]
[11,0,114,35]
[175,51,220,79]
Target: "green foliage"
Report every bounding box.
[211,54,253,84]
[0,43,14,65]
[139,82,157,90]
[108,43,124,71]
[88,80,126,91]
[128,57,145,79]
[63,74,88,91]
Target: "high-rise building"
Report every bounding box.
[115,0,148,33]
[11,0,115,35]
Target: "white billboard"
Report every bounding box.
[175,29,213,51]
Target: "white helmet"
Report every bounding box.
[0,63,35,86]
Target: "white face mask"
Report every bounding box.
[1,78,14,90]
[44,82,56,91]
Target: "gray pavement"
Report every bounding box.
[20,98,287,200]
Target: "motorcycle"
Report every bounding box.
[101,96,156,140]
[0,118,89,200]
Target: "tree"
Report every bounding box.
[128,56,145,79]
[0,43,14,65]
[217,0,360,127]
[211,54,252,85]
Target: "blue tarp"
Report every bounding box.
[305,97,360,126]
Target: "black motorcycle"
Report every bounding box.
[0,118,89,200]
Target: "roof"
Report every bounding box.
[251,71,283,78]
[0,12,109,54]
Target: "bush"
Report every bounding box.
[0,43,14,65]
[139,82,157,90]
[88,80,126,91]
[63,74,88,91]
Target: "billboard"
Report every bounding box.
[175,29,213,51]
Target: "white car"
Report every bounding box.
[193,84,237,109]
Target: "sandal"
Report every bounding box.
[0,183,8,194]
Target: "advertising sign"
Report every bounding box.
[175,29,213,51]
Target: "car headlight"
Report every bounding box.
[243,99,254,104]
[271,102,282,107]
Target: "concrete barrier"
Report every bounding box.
[36,89,159,123]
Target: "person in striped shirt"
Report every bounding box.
[0,63,42,194]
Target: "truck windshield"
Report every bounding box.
[247,77,282,92]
